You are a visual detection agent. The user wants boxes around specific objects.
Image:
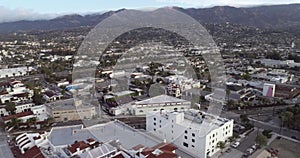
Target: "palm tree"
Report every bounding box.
[8,118,21,130]
[217,141,226,157]
[228,136,236,143]
[26,117,38,128]
[5,102,16,115]
[281,111,294,128]
[46,117,55,126]
[26,119,33,128]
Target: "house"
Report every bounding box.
[2,111,35,124]
[0,80,33,104]
[43,90,63,102]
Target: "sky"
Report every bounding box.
[0,0,299,22]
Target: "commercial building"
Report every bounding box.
[14,120,180,158]
[262,83,276,97]
[129,95,191,115]
[146,109,234,158]
[46,99,96,122]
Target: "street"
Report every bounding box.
[0,129,14,158]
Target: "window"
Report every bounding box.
[154,128,156,131]
[154,123,156,126]
[192,133,195,137]
[154,118,156,121]
[185,130,188,134]
[183,142,188,148]
[192,139,195,143]
[160,120,162,123]
[184,136,187,139]
[213,134,215,137]
[192,145,195,148]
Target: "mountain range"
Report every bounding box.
[0,4,300,34]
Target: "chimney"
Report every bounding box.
[163,139,167,143]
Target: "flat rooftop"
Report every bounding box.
[135,95,189,105]
[46,99,93,111]
[48,121,161,149]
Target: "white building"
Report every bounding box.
[0,80,33,104]
[31,104,49,121]
[146,110,234,158]
[0,66,35,78]
[129,95,191,116]
[262,83,276,97]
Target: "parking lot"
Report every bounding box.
[268,137,300,158]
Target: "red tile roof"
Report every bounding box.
[22,146,45,158]
[132,144,144,151]
[113,153,126,158]
[87,138,95,143]
[2,111,34,121]
[68,141,90,154]
[140,143,178,158]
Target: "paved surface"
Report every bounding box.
[268,136,300,158]
[221,111,300,139]
[0,129,14,158]
[220,148,244,158]
[236,128,258,153]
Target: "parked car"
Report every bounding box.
[251,144,257,150]
[225,148,232,153]
[231,142,240,148]
[246,148,254,155]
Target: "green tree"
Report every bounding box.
[5,102,16,115]
[255,134,268,148]
[281,111,294,127]
[33,89,43,105]
[227,100,235,109]
[240,114,250,123]
[26,117,38,128]
[241,73,252,81]
[46,117,55,126]
[217,141,226,155]
[8,118,21,130]
[228,136,236,143]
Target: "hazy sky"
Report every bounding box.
[0,0,299,22]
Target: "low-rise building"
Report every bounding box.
[129,95,191,115]
[46,99,96,122]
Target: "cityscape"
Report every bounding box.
[0,1,300,158]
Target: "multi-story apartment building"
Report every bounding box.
[146,109,234,158]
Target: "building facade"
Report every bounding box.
[146,110,234,158]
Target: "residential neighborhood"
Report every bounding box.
[0,1,300,158]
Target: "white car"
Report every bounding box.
[246,148,254,154]
[231,142,240,148]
